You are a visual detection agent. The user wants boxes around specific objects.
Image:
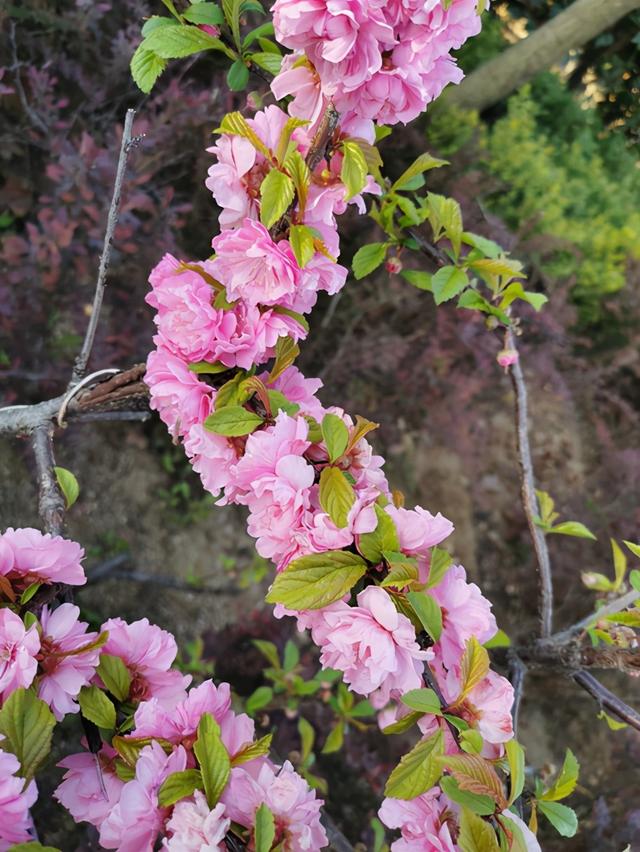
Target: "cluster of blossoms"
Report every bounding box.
[0,528,325,850]
[271,0,485,125]
[141,2,540,841]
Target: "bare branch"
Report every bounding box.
[31,424,65,537]
[70,109,137,385]
[507,652,527,736]
[504,327,554,638]
[552,588,640,643]
[573,670,640,732]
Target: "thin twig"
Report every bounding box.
[70,109,136,385]
[30,424,65,537]
[551,588,640,644]
[507,652,527,736]
[573,670,640,731]
[505,327,554,638]
[422,664,461,746]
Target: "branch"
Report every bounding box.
[70,109,137,385]
[573,670,640,732]
[30,423,65,537]
[504,327,554,638]
[517,639,640,675]
[507,652,527,736]
[551,588,640,643]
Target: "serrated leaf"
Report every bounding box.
[204,405,264,436]
[246,686,273,716]
[267,390,299,417]
[462,232,502,259]
[260,169,295,229]
[460,729,484,755]
[391,153,448,192]
[340,141,368,200]
[540,749,579,802]
[401,688,442,715]
[78,686,116,730]
[380,555,419,589]
[252,639,280,669]
[250,50,283,74]
[438,753,507,810]
[458,807,500,852]
[321,413,349,463]
[322,720,345,754]
[319,467,355,529]
[352,242,387,280]
[425,547,453,589]
[231,733,273,766]
[499,282,548,312]
[227,58,250,91]
[506,740,525,806]
[537,801,578,837]
[243,21,276,48]
[194,713,231,807]
[157,768,204,806]
[254,802,276,852]
[440,775,496,816]
[289,224,315,268]
[382,710,423,735]
[431,266,469,305]
[426,192,463,258]
[182,3,225,25]
[401,269,432,291]
[357,505,400,563]
[283,149,311,215]
[384,730,444,799]
[407,590,443,642]
[53,466,79,509]
[597,710,628,730]
[629,569,640,592]
[0,688,56,781]
[130,43,167,93]
[144,23,234,59]
[215,112,272,159]
[265,551,368,610]
[188,360,229,374]
[459,637,490,699]
[548,522,596,541]
[96,653,131,703]
[268,336,299,383]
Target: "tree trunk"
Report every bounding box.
[444,0,640,113]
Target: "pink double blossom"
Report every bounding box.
[385,505,454,556]
[0,527,86,587]
[54,746,124,829]
[0,744,37,850]
[99,617,190,707]
[0,608,39,702]
[144,346,212,440]
[378,788,457,852]
[163,792,230,850]
[221,759,327,850]
[37,604,102,721]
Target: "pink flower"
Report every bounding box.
[163,792,230,851]
[145,346,212,439]
[0,744,37,850]
[0,608,39,702]
[55,747,124,829]
[497,348,519,370]
[37,604,102,721]
[98,618,190,707]
[263,366,325,421]
[384,506,454,556]
[271,55,325,127]
[306,586,430,707]
[429,565,497,669]
[500,810,541,851]
[211,220,301,307]
[378,788,456,852]
[99,742,187,851]
[184,402,238,499]
[438,666,514,745]
[221,759,327,851]
[132,680,255,760]
[0,527,85,587]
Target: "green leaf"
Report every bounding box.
[630,568,640,592]
[611,539,627,589]
[96,654,131,703]
[260,169,295,229]
[130,43,167,93]
[623,540,640,559]
[462,232,502,259]
[382,710,423,735]
[540,748,579,802]
[222,0,242,48]
[425,547,453,589]
[78,686,116,730]
[537,801,578,837]
[298,716,315,763]
[483,629,511,649]
[267,390,299,417]
[252,639,280,669]
[188,360,229,374]
[426,193,463,258]
[251,51,283,75]
[431,266,469,305]
[357,504,400,563]
[19,581,42,606]
[254,802,276,852]
[54,466,79,509]
[384,730,444,799]
[283,639,300,672]
[401,269,432,291]
[439,775,496,816]
[401,688,442,715]
[380,554,419,589]
[505,739,525,806]
[460,729,484,755]
[8,844,61,852]
[243,20,275,48]
[204,406,264,437]
[321,413,350,463]
[216,112,271,159]
[157,768,204,806]
[407,590,443,642]
[548,522,596,541]
[194,713,231,807]
[265,550,368,610]
[144,23,235,59]
[581,571,615,592]
[246,686,273,716]
[182,3,225,25]
[340,141,368,200]
[458,637,490,698]
[322,720,345,754]
[289,224,316,268]
[597,710,628,730]
[391,153,448,192]
[0,688,56,781]
[227,58,250,91]
[458,807,500,852]
[319,467,356,529]
[352,242,388,280]
[231,733,273,765]
[271,305,309,334]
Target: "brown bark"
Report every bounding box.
[444,0,640,113]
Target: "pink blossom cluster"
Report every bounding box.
[271,0,486,125]
[0,742,37,851]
